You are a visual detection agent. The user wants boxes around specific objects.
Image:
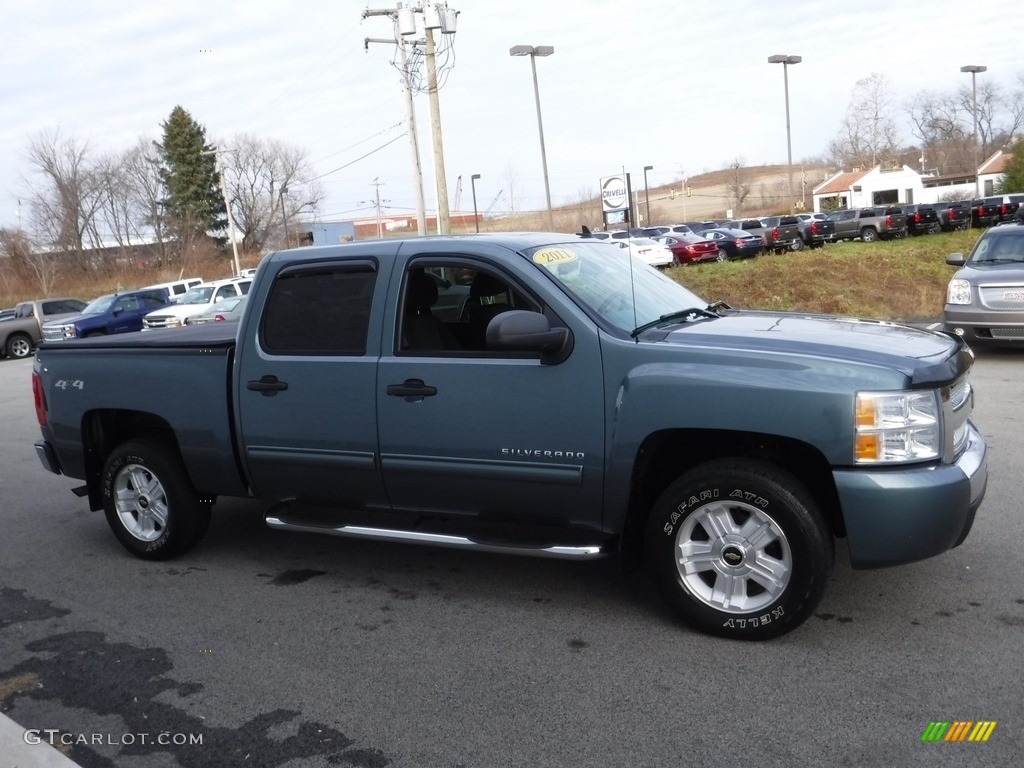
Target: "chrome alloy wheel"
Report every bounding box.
[674,500,792,613]
[113,462,169,542]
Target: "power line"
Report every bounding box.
[308,132,408,181]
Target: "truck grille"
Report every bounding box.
[979,285,1024,310]
[142,315,182,329]
[42,326,68,341]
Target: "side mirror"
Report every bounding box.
[946,252,966,266]
[486,310,571,364]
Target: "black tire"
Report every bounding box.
[5,332,33,360]
[646,459,833,640]
[790,238,804,252]
[860,227,879,243]
[101,439,210,560]
[715,250,728,262]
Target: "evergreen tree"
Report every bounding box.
[996,146,1024,194]
[156,106,227,246]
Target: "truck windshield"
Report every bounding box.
[180,286,215,304]
[528,241,708,334]
[80,294,117,315]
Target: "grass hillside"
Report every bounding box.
[668,230,981,321]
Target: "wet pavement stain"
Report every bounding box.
[567,638,589,650]
[1,630,390,767]
[270,569,327,586]
[0,587,71,630]
[996,614,1024,627]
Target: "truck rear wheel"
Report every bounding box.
[646,459,832,640]
[5,332,33,359]
[101,439,210,560]
[860,227,879,243]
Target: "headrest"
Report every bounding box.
[407,270,438,311]
[470,272,506,300]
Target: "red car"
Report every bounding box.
[654,232,723,264]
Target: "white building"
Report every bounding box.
[812,149,1014,211]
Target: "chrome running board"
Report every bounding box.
[265,515,607,560]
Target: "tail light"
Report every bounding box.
[885,215,893,227]
[32,371,47,427]
[771,227,779,239]
[810,223,818,234]
[914,212,921,223]
[1001,204,1008,215]
[977,205,984,215]
[215,314,226,322]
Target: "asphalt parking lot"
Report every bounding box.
[1,348,1022,767]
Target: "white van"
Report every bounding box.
[143,277,204,303]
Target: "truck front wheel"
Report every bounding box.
[646,459,832,640]
[101,439,210,560]
[5,332,33,359]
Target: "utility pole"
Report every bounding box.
[423,26,450,234]
[372,178,385,239]
[363,2,458,236]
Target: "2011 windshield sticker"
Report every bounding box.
[533,248,577,265]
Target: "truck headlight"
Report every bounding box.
[65,325,78,338]
[946,279,971,305]
[855,390,940,464]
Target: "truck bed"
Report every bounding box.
[35,324,248,500]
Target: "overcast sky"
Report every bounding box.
[1,0,1021,232]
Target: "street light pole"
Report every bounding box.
[278,184,290,248]
[643,165,653,224]
[202,147,242,275]
[470,173,481,233]
[768,54,801,215]
[961,64,987,198]
[510,44,555,230]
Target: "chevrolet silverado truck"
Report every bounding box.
[827,206,908,242]
[32,234,988,640]
[41,287,172,341]
[0,297,87,360]
[758,215,802,252]
[794,213,836,248]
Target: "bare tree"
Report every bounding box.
[24,129,105,271]
[827,73,903,170]
[726,157,752,215]
[221,134,324,253]
[0,227,58,294]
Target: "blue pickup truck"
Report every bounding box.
[32,234,988,640]
[40,287,172,341]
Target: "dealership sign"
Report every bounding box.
[601,174,629,213]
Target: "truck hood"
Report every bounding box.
[659,310,968,386]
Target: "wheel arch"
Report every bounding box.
[618,428,843,569]
[81,408,182,510]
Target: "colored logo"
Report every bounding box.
[921,721,996,742]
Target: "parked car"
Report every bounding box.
[794,213,836,248]
[724,219,767,244]
[981,194,1022,225]
[944,225,1024,345]
[143,277,204,304]
[185,295,248,325]
[826,207,908,242]
[661,223,694,234]
[607,237,675,268]
[932,201,970,232]
[680,220,721,234]
[42,288,173,341]
[652,232,723,264]
[0,307,15,322]
[142,277,252,329]
[962,198,1000,228]
[899,204,940,236]
[758,215,802,252]
[0,297,88,360]
[701,228,764,259]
